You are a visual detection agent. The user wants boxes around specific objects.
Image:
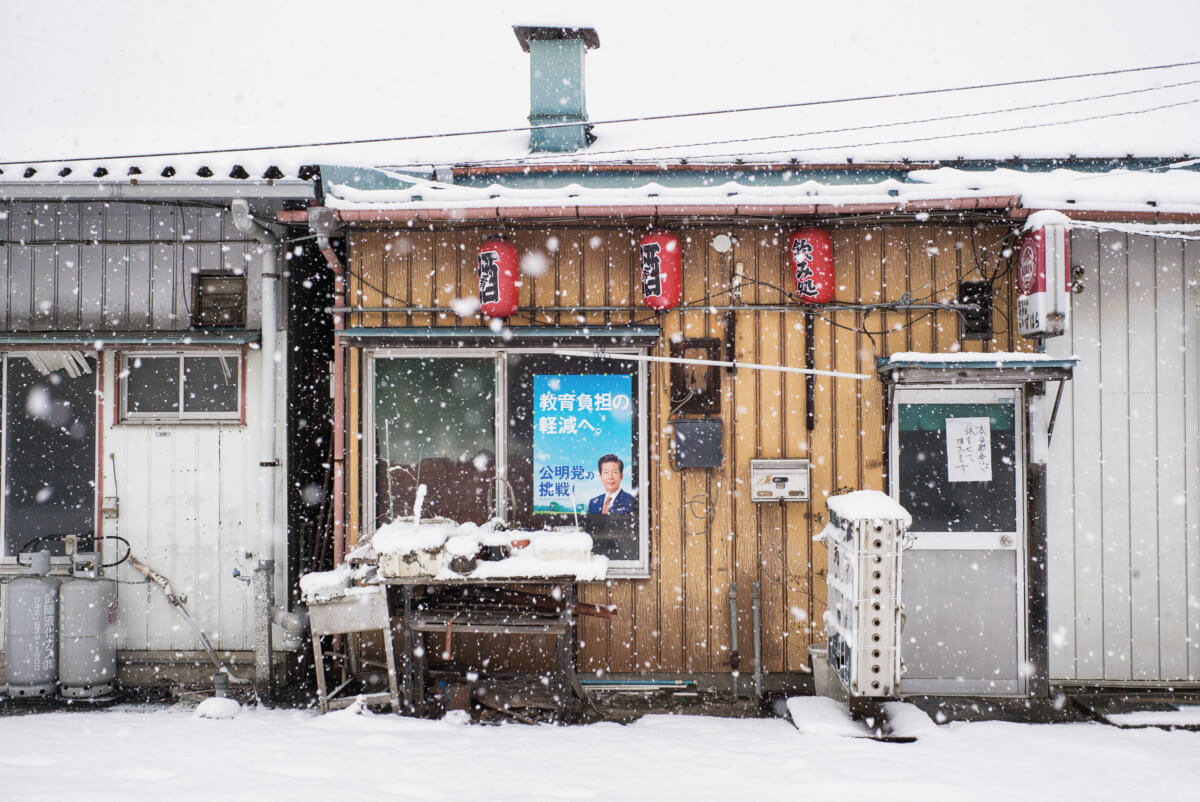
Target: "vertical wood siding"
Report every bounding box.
[348,223,1023,675]
[1048,231,1200,683]
[0,201,263,331]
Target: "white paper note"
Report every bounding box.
[946,417,992,482]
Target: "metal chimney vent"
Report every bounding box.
[513,25,600,153]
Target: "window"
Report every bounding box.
[368,348,649,576]
[121,352,242,422]
[1,353,98,558]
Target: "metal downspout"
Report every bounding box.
[309,208,347,568]
[230,200,281,700]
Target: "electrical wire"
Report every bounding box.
[576,97,1200,168]
[380,78,1200,169]
[5,59,1199,167]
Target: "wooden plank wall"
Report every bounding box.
[1046,231,1200,683]
[347,222,1019,675]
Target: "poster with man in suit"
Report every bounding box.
[532,372,636,558]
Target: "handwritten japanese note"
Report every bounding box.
[945,417,992,483]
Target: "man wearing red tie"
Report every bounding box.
[587,454,634,515]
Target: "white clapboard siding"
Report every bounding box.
[1048,230,1200,683]
[1,201,262,331]
[100,350,286,652]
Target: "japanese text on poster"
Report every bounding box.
[945,416,992,482]
[533,374,633,514]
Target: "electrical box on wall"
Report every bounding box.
[749,459,810,502]
[958,281,994,340]
[192,272,247,328]
[670,338,721,414]
[672,418,723,468]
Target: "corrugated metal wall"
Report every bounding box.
[0,198,285,655]
[0,201,263,331]
[1047,230,1200,683]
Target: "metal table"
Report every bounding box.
[382,577,583,717]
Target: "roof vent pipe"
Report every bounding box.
[513,25,600,153]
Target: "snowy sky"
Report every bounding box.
[3,0,1199,167]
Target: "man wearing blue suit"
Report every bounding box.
[587,454,634,515]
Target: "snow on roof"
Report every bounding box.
[908,165,1200,216]
[318,161,1200,219]
[886,352,1078,364]
[2,2,1197,175]
[0,156,318,202]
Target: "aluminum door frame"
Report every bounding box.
[889,384,1027,696]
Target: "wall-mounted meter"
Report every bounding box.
[749,459,810,502]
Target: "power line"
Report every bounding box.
[539,96,1200,169]
[383,78,1200,170]
[4,59,1199,167]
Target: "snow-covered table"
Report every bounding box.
[382,577,585,718]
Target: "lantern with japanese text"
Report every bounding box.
[477,236,519,319]
[639,230,682,311]
[788,228,835,304]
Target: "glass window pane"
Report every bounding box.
[897,402,1017,532]
[4,356,97,557]
[506,353,641,562]
[183,356,239,413]
[125,356,179,414]
[374,358,495,526]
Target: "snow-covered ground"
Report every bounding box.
[1,700,1197,801]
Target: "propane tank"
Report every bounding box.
[3,550,60,698]
[639,230,682,311]
[477,236,520,319]
[59,563,119,699]
[787,228,835,304]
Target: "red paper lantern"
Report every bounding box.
[639,230,682,311]
[788,228,835,304]
[477,237,519,318]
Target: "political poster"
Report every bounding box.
[532,373,634,515]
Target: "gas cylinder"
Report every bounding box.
[787,228,835,304]
[639,230,682,311]
[477,237,520,318]
[59,573,119,699]
[3,550,60,698]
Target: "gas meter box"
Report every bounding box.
[749,459,810,502]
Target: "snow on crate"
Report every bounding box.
[825,489,912,527]
[299,564,353,603]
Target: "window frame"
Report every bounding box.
[365,347,650,578]
[118,349,245,424]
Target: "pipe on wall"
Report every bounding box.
[309,207,347,567]
[752,581,763,698]
[230,199,281,699]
